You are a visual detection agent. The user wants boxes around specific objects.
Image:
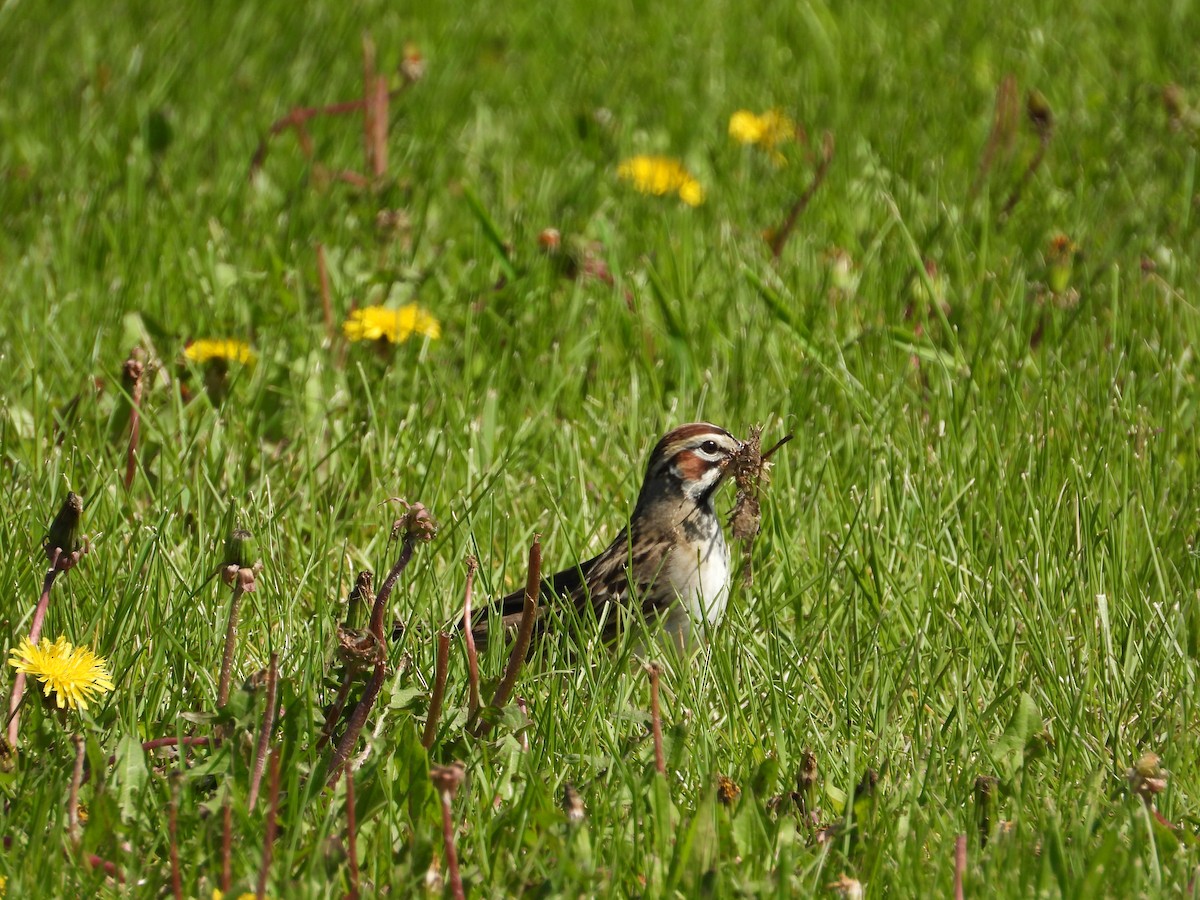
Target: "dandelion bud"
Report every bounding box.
[1027,89,1053,137]
[222,528,258,570]
[974,774,998,847]
[797,749,819,816]
[45,492,84,558]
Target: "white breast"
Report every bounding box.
[661,525,731,648]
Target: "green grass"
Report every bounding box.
[2,0,1200,895]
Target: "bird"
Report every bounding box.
[472,422,744,651]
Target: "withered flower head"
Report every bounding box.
[1127,751,1167,804]
[391,500,437,543]
[562,783,586,823]
[716,775,741,806]
[430,761,466,797]
[336,625,386,670]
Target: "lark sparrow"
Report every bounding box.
[474,423,743,650]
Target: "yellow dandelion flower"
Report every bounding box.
[212,891,262,900]
[184,339,256,365]
[617,156,705,206]
[342,304,442,343]
[8,636,114,711]
[729,109,796,152]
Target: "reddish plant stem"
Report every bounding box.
[123,358,144,491]
[248,87,412,177]
[768,131,835,259]
[361,34,377,176]
[370,75,388,179]
[256,747,283,900]
[421,632,451,749]
[327,537,416,785]
[461,558,481,721]
[346,770,361,900]
[217,583,246,708]
[485,538,541,726]
[438,787,465,900]
[248,653,280,809]
[7,547,63,746]
[316,243,334,342]
[169,776,183,900]
[648,664,665,776]
[317,672,354,752]
[221,799,233,892]
[954,833,967,900]
[68,734,85,845]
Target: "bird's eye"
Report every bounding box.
[700,440,720,454]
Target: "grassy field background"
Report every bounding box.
[2,0,1200,895]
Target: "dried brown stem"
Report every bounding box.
[217,583,246,708]
[247,653,279,809]
[68,734,85,845]
[327,535,418,785]
[462,557,482,721]
[761,433,794,462]
[422,632,451,749]
[969,74,1020,203]
[431,765,466,900]
[318,672,354,752]
[768,131,835,259]
[169,775,183,900]
[370,75,388,179]
[316,243,335,342]
[7,547,63,745]
[361,34,377,176]
[221,798,233,892]
[123,355,144,491]
[483,537,541,730]
[257,746,283,900]
[647,664,665,776]
[999,90,1054,223]
[954,833,967,900]
[346,770,361,900]
[248,75,413,179]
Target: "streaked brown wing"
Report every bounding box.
[470,527,674,646]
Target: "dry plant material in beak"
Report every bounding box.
[727,426,793,585]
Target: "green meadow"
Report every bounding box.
[2,0,1199,895]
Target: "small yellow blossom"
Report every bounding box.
[212,891,262,900]
[729,109,796,157]
[617,156,705,206]
[8,636,114,710]
[342,304,442,343]
[184,339,256,365]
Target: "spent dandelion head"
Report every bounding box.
[342,304,441,344]
[8,636,114,711]
[617,155,704,206]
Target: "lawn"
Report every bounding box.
[2,0,1199,895]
